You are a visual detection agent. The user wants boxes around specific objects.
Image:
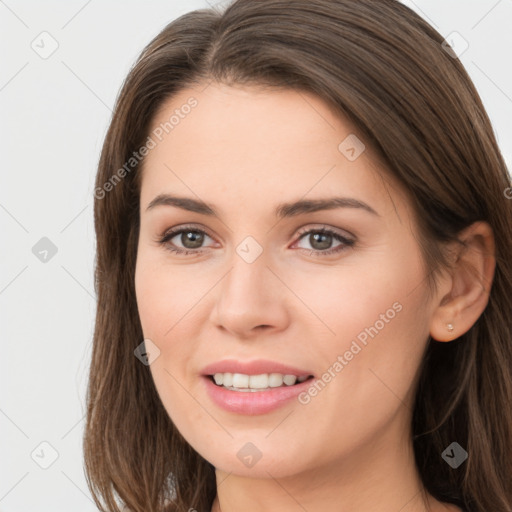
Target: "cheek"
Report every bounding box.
[288,244,425,346]
[135,252,196,339]
[134,254,207,389]
[303,243,429,393]
[325,253,429,414]
[135,262,166,339]
[135,258,201,424]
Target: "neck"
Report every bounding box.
[210,417,452,512]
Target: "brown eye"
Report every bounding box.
[294,227,355,256]
[307,232,334,251]
[158,226,215,255]
[177,230,205,249]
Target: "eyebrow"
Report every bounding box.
[145,194,380,218]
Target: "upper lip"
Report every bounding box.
[201,359,314,378]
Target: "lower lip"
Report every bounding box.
[202,375,314,415]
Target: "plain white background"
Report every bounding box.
[1,1,511,510]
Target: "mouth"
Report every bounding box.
[202,371,316,415]
[206,372,315,392]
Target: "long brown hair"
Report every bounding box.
[83,1,512,511]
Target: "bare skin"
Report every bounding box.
[134,82,495,512]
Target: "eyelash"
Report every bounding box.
[156,224,356,257]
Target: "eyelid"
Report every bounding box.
[158,223,354,242]
[156,222,356,255]
[158,223,216,241]
[293,223,355,241]
[290,225,355,256]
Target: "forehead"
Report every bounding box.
[140,82,409,221]
[149,82,368,155]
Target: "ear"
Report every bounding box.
[429,221,496,342]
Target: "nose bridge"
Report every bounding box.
[221,245,275,310]
[211,240,289,334]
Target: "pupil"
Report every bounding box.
[178,231,333,251]
[182,231,204,249]
[311,233,331,250]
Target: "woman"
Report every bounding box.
[83,1,512,511]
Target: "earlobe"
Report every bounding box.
[429,221,496,343]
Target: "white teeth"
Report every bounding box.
[211,372,311,390]
[283,374,297,386]
[268,373,285,387]
[248,373,268,389]
[232,373,249,388]
[223,373,233,387]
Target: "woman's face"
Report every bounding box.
[135,82,438,478]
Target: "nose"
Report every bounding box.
[210,251,290,339]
